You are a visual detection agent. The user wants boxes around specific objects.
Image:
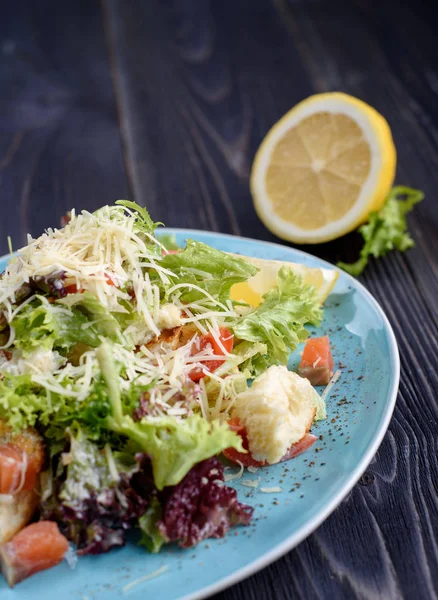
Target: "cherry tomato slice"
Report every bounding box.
[189,327,234,382]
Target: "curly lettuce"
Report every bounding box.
[11,295,121,357]
[231,267,322,366]
[95,343,244,489]
[337,186,424,276]
[160,240,257,302]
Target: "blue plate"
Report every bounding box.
[0,230,399,600]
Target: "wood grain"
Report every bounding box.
[1,0,437,598]
[0,0,128,256]
[101,1,438,599]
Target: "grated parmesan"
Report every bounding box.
[260,486,283,493]
[224,461,244,482]
[241,478,260,488]
[320,369,342,403]
[0,204,246,422]
[122,565,169,594]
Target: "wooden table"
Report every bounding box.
[1,1,437,598]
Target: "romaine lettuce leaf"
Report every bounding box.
[231,267,322,365]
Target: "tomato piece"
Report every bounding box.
[64,273,115,295]
[298,336,334,385]
[0,521,69,587]
[162,249,180,255]
[0,445,37,494]
[189,327,234,382]
[104,273,116,286]
[223,420,317,466]
[64,283,79,294]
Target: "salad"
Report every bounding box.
[0,202,335,586]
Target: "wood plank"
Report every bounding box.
[102,0,315,236]
[103,1,438,599]
[0,0,128,256]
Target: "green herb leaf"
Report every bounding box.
[337,186,424,276]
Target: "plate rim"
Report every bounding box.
[0,230,400,600]
[159,229,400,600]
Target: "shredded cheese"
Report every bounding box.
[320,369,342,403]
[122,565,169,594]
[260,486,283,493]
[241,478,260,488]
[224,461,244,482]
[0,204,246,423]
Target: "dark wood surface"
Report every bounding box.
[1,1,437,598]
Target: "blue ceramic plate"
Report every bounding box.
[1,230,399,600]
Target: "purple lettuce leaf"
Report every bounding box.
[40,430,154,555]
[156,457,253,549]
[42,433,254,555]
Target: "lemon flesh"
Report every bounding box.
[251,93,396,243]
[229,254,338,306]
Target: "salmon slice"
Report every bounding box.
[0,421,45,543]
[0,521,69,587]
[224,419,317,467]
[298,336,334,385]
[0,419,44,486]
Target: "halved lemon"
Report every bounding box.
[229,255,338,306]
[250,92,396,244]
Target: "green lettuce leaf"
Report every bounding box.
[0,373,44,430]
[210,340,268,380]
[157,233,180,251]
[337,186,424,276]
[116,414,242,490]
[231,267,322,366]
[115,200,162,236]
[11,297,103,355]
[160,240,257,302]
[138,496,165,553]
[58,291,121,341]
[96,343,244,489]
